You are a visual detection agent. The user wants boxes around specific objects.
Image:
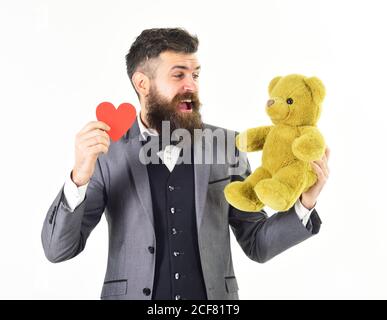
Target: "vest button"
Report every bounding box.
[148,246,155,254]
[168,185,175,191]
[173,251,180,257]
[175,294,181,300]
[174,273,180,280]
[170,207,175,214]
[143,288,151,296]
[172,228,177,235]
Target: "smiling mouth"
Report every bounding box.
[178,99,193,113]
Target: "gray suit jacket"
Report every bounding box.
[41,119,321,300]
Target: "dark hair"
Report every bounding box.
[125,28,199,96]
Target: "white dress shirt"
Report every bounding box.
[63,114,315,226]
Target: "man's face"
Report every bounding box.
[145,51,203,136]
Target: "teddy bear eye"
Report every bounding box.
[286,98,294,105]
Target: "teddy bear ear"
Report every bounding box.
[304,77,326,104]
[268,76,282,95]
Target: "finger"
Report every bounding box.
[324,147,331,174]
[80,121,111,134]
[321,156,329,176]
[325,146,331,161]
[323,153,330,175]
[313,159,329,178]
[80,135,110,149]
[312,162,327,183]
[322,153,327,165]
[78,129,110,143]
[88,143,109,155]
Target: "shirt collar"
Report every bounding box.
[137,113,158,139]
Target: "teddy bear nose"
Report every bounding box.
[267,99,275,107]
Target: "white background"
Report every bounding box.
[0,0,386,299]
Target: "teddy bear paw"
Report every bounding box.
[254,179,292,211]
[224,181,264,212]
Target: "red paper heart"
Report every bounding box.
[96,102,136,142]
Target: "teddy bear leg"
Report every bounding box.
[254,161,308,211]
[224,167,271,212]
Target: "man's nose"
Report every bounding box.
[182,77,197,92]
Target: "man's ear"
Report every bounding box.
[132,71,150,98]
[304,77,326,105]
[268,76,282,95]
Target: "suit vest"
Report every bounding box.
[146,146,207,300]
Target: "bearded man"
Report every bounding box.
[41,28,329,300]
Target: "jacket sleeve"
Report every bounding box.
[228,148,322,263]
[41,158,107,263]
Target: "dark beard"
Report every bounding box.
[145,85,203,139]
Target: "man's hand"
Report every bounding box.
[71,121,111,187]
[300,147,330,209]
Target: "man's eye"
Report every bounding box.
[193,73,199,79]
[173,74,184,79]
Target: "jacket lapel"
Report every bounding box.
[194,137,211,233]
[124,119,154,228]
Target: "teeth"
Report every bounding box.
[181,99,192,103]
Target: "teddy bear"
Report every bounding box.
[224,74,326,212]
